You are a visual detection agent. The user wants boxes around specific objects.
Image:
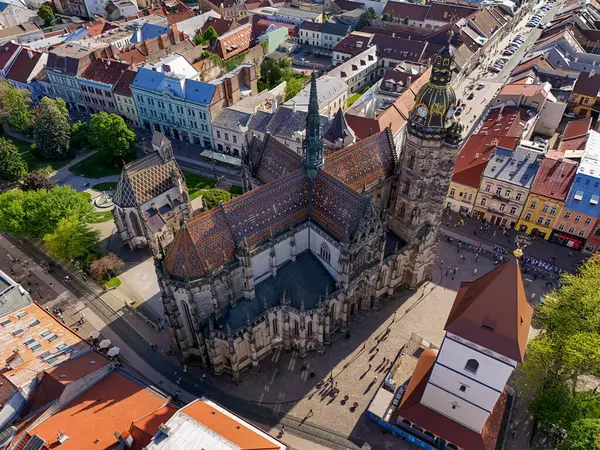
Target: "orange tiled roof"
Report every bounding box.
[477,107,528,138]
[181,399,282,449]
[0,303,90,388]
[499,82,547,98]
[130,404,178,450]
[530,156,578,201]
[20,371,168,450]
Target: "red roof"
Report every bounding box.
[530,156,578,201]
[333,0,363,11]
[452,134,520,187]
[397,349,508,450]
[202,17,236,36]
[499,82,547,98]
[254,18,297,37]
[333,33,374,57]
[16,371,168,450]
[382,2,429,20]
[477,107,529,138]
[113,68,137,97]
[371,34,427,62]
[573,71,600,97]
[129,404,177,450]
[142,0,194,25]
[0,42,20,70]
[85,20,118,37]
[118,48,147,65]
[445,259,533,362]
[80,58,131,86]
[6,48,44,83]
[562,117,591,140]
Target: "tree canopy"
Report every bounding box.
[258,57,308,99]
[0,137,27,182]
[90,253,124,282]
[194,26,219,46]
[20,170,53,191]
[0,82,33,135]
[520,256,600,444]
[0,186,93,239]
[88,112,137,165]
[559,419,600,450]
[43,215,99,262]
[33,97,71,160]
[38,4,55,26]
[202,189,230,209]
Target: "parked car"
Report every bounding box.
[455,107,464,116]
[503,49,515,55]
[477,83,485,90]
[490,66,502,73]
[467,92,475,100]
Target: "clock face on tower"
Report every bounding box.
[417,106,428,118]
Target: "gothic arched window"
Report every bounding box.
[408,153,415,170]
[272,318,278,335]
[398,202,406,219]
[294,320,300,337]
[307,321,313,337]
[320,242,331,263]
[129,211,143,236]
[411,207,420,224]
[403,180,410,195]
[464,359,479,374]
[180,301,198,346]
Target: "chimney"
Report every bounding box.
[292,100,296,112]
[57,432,69,444]
[271,97,277,113]
[406,76,412,88]
[27,50,33,59]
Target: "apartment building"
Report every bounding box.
[78,58,131,115]
[327,45,377,94]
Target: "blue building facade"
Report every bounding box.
[131,66,216,148]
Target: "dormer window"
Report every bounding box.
[464,359,479,374]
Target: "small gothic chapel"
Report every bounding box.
[113,132,192,254]
[155,43,464,381]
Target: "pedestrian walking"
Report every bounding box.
[454,267,458,275]
[475,254,479,262]
[368,363,372,371]
[460,254,465,261]
[281,425,285,435]
[492,230,497,238]
[473,268,478,275]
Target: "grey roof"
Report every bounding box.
[483,147,541,189]
[324,107,353,143]
[275,6,321,19]
[212,108,252,130]
[0,271,32,317]
[322,21,350,36]
[266,106,331,141]
[248,110,273,134]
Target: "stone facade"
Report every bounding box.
[112,132,192,255]
[155,45,463,382]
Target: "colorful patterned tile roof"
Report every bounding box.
[223,170,309,248]
[164,207,236,278]
[324,129,395,192]
[114,152,181,208]
[249,134,302,184]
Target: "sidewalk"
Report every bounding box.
[441,212,587,272]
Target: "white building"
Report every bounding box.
[395,259,533,449]
[0,0,38,28]
[284,75,347,116]
[211,108,252,157]
[271,6,322,26]
[327,45,378,94]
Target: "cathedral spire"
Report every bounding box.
[302,71,324,179]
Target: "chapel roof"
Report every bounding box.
[248,134,302,184]
[113,151,181,208]
[323,107,354,144]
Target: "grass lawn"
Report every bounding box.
[92,182,117,191]
[229,185,244,195]
[70,152,123,178]
[184,171,216,200]
[346,93,361,109]
[8,137,71,173]
[90,210,113,223]
[104,276,121,289]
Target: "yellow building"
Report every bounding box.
[114,69,139,128]
[569,71,600,118]
[516,156,577,239]
[446,181,478,214]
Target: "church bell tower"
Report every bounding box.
[388,34,464,287]
[302,71,324,180]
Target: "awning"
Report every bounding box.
[200,150,242,167]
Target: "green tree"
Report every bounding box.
[0,82,33,134]
[404,17,410,25]
[260,58,282,90]
[0,186,93,238]
[381,13,392,21]
[356,12,373,30]
[0,137,27,182]
[202,189,230,209]
[88,112,136,165]
[38,4,55,26]
[70,121,90,150]
[202,26,219,45]
[529,383,584,432]
[366,6,377,19]
[44,215,99,261]
[559,419,600,450]
[33,97,71,160]
[285,77,303,101]
[278,57,292,69]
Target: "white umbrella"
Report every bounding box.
[89,330,100,340]
[107,347,120,358]
[99,339,111,349]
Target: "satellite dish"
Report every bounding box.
[99,339,111,349]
